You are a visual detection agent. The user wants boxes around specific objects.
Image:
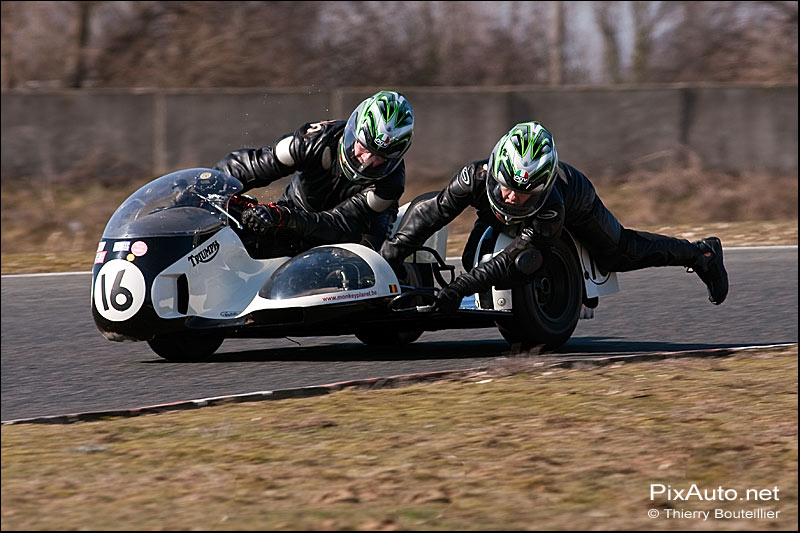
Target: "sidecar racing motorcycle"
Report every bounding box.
[91,168,620,361]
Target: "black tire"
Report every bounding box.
[355,328,424,346]
[355,262,426,346]
[147,331,225,362]
[495,236,583,350]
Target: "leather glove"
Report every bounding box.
[230,194,258,210]
[242,203,289,235]
[228,194,258,219]
[433,284,463,314]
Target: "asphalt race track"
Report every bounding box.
[1,246,797,422]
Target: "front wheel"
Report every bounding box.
[147,331,224,362]
[495,236,583,350]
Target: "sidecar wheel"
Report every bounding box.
[355,328,423,346]
[147,332,224,362]
[495,236,583,350]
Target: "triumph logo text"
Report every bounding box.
[188,240,220,267]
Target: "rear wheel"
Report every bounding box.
[147,331,224,362]
[495,236,583,350]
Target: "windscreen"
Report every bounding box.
[102,169,243,238]
[260,247,376,299]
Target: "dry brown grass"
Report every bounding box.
[2,345,797,531]
[591,159,798,226]
[1,165,797,274]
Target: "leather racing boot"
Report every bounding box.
[689,237,728,305]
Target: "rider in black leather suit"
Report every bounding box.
[380,121,729,311]
[213,90,414,255]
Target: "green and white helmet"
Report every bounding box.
[486,121,559,223]
[338,90,414,182]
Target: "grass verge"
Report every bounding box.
[1,175,797,275]
[2,345,797,531]
[1,219,797,276]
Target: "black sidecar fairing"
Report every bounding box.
[92,169,244,341]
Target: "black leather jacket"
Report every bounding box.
[382,157,701,297]
[213,120,405,249]
[382,158,578,263]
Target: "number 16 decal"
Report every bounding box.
[93,260,146,321]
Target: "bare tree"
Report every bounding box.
[647,1,797,83]
[549,1,564,86]
[757,0,798,22]
[87,2,324,88]
[630,1,661,83]
[66,1,95,88]
[1,1,796,89]
[408,2,442,86]
[594,2,623,84]
[2,1,77,88]
[1,2,17,89]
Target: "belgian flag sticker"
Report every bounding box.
[389,284,399,294]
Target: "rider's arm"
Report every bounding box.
[212,121,343,192]
[442,227,540,296]
[380,160,486,263]
[279,159,404,248]
[443,178,567,299]
[212,140,294,193]
[281,189,398,248]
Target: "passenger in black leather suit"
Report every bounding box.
[213,90,414,255]
[380,121,729,312]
